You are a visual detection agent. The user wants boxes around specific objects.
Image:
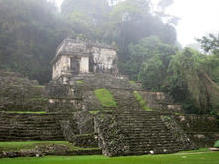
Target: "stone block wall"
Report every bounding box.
[0,112,76,141]
[0,71,48,112]
[174,114,219,147]
[139,91,182,112]
[94,110,195,157]
[72,134,98,148]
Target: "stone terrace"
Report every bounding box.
[0,112,68,141]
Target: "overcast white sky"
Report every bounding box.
[166,0,219,46]
[56,0,219,47]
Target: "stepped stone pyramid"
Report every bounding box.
[47,38,196,156]
[0,38,218,157]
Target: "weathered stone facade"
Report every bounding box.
[51,38,118,83]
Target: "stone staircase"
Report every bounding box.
[96,110,194,156]
[117,110,193,155]
[0,113,65,141]
[111,89,141,111]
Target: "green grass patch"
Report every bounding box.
[214,140,219,148]
[89,110,100,115]
[76,80,84,85]
[5,111,47,114]
[129,81,136,85]
[94,89,117,108]
[0,141,99,152]
[34,85,45,88]
[0,149,218,164]
[133,91,152,111]
[0,141,67,151]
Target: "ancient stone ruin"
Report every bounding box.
[0,38,218,157]
[51,38,118,83]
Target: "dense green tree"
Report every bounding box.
[0,0,71,83]
[121,36,177,84]
[61,0,110,40]
[108,0,177,50]
[197,33,219,54]
[167,48,219,114]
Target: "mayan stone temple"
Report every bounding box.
[0,38,218,157]
[51,38,118,84]
[47,38,196,156]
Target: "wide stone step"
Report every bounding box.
[0,126,60,130]
[116,116,161,120]
[126,148,181,154]
[123,137,177,143]
[120,126,167,130]
[0,120,58,122]
[123,133,175,138]
[0,130,62,134]
[128,144,181,150]
[125,141,179,146]
[119,123,166,127]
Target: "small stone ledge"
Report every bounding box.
[209,148,219,151]
[0,148,102,158]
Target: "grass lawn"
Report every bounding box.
[0,141,98,152]
[0,149,218,164]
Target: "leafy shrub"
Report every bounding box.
[214,140,219,148]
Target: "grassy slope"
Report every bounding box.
[94,89,117,107]
[0,150,218,164]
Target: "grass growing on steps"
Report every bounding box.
[76,80,84,85]
[94,89,117,108]
[89,110,100,115]
[0,149,218,164]
[0,141,99,152]
[34,85,45,88]
[129,81,136,85]
[133,91,152,111]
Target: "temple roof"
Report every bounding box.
[51,38,116,64]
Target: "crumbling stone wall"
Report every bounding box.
[52,55,70,80]
[161,114,196,150]
[0,71,48,111]
[138,91,182,112]
[72,134,98,148]
[174,114,219,147]
[0,112,74,141]
[94,110,197,156]
[46,83,83,112]
[94,112,129,156]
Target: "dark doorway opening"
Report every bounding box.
[70,57,80,74]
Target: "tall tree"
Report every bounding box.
[0,0,71,83]
[167,47,219,114]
